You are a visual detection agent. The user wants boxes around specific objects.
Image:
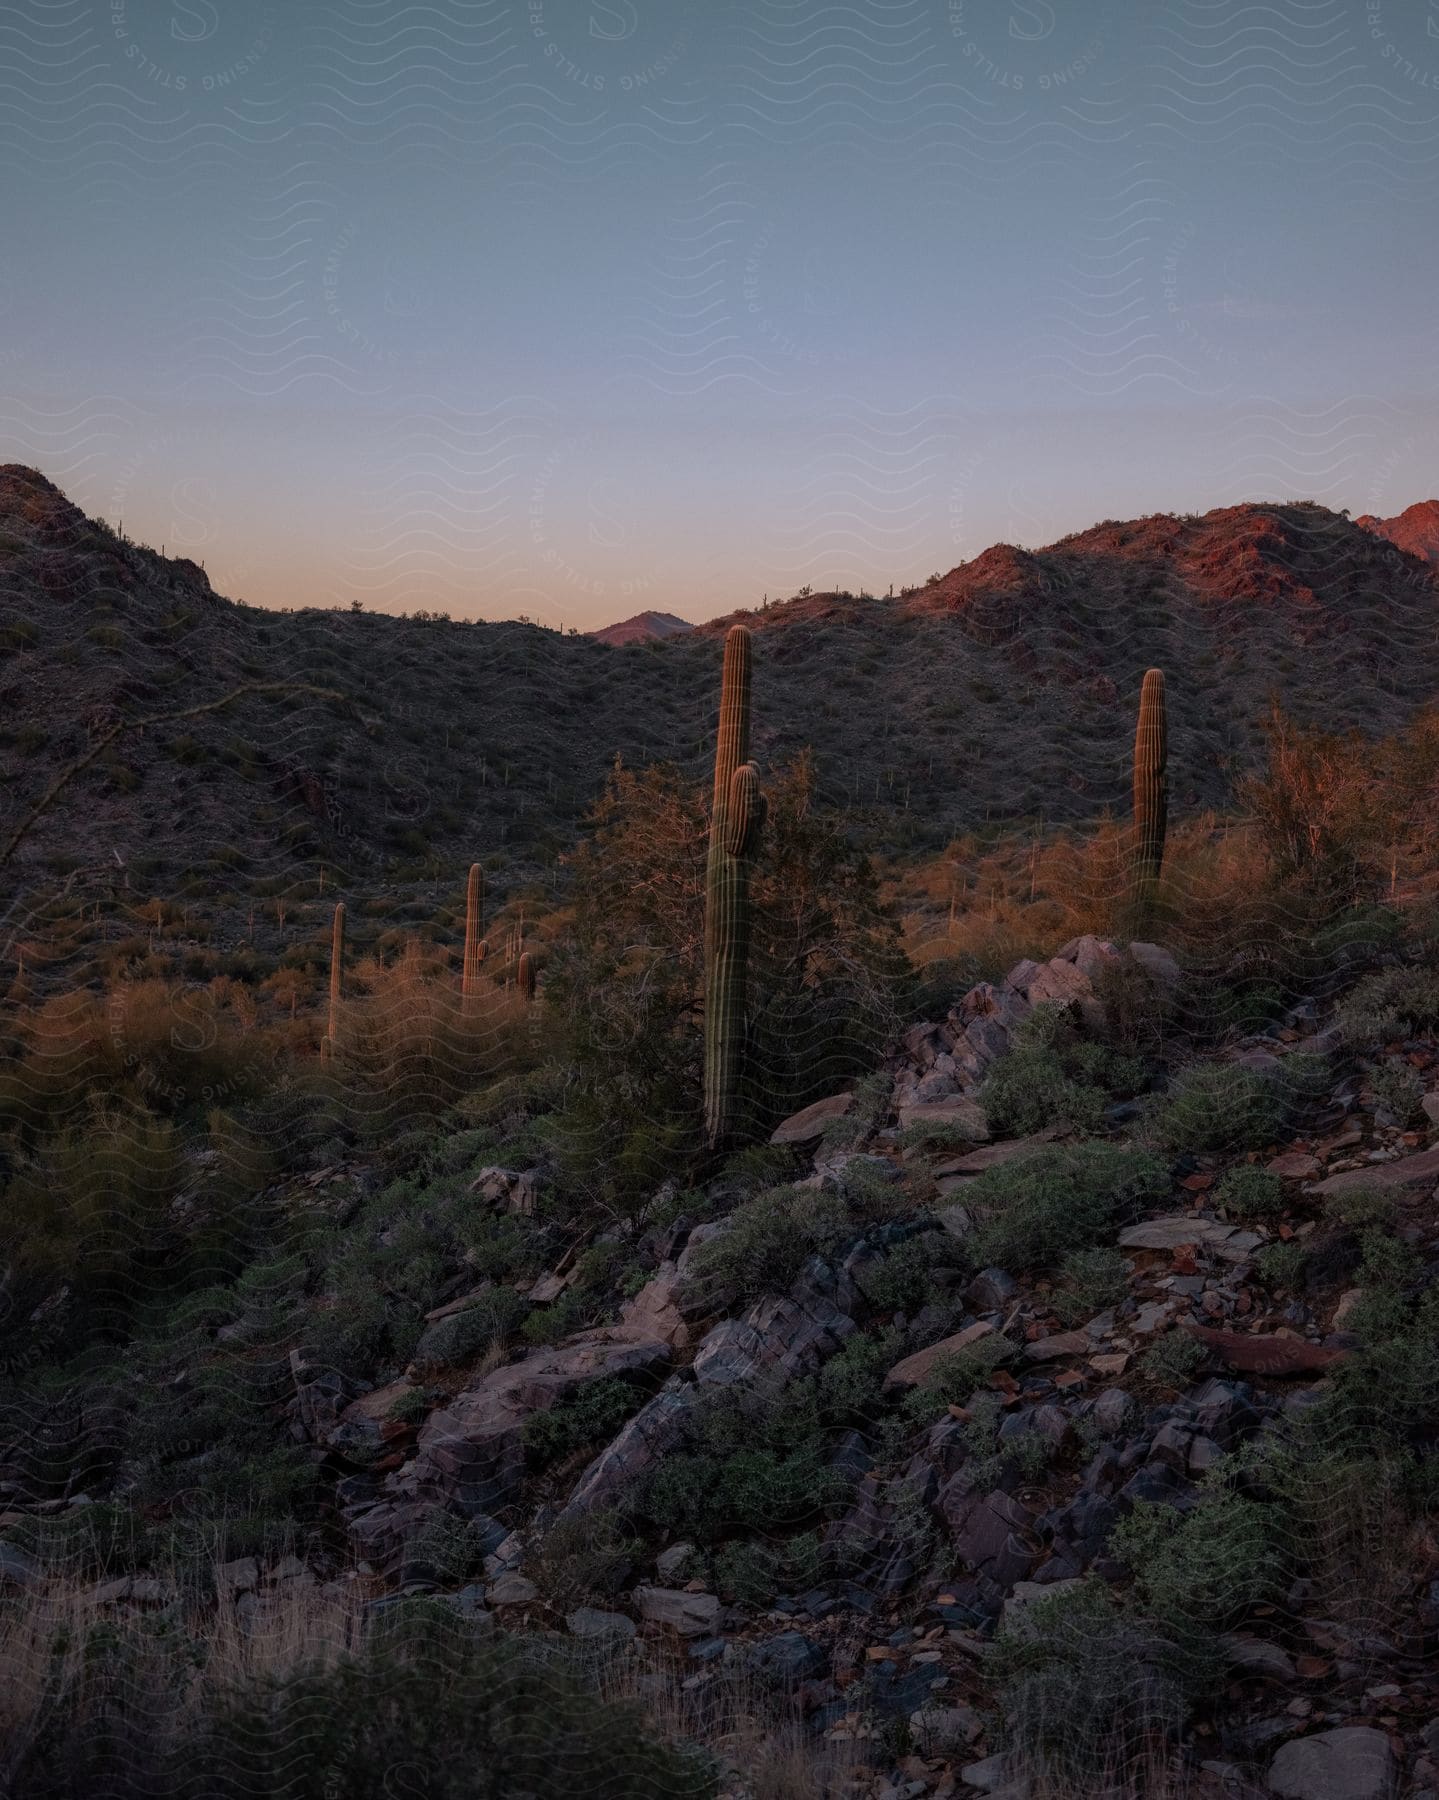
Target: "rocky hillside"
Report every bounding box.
[1358,500,1439,572]
[7,935,1437,1798]
[4,468,1438,925]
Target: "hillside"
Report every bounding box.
[1357,499,1439,571]
[3,468,1438,940]
[589,610,695,647]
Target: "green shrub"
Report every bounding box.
[1214,1164,1285,1222]
[901,1335,1015,1427]
[967,1144,1169,1273]
[527,1510,638,1612]
[1053,1246,1130,1325]
[1112,1489,1283,1642]
[1144,1059,1286,1154]
[987,1582,1200,1782]
[1140,1329,1207,1392]
[9,1604,712,1799]
[410,1288,529,1371]
[1367,1059,1423,1125]
[1337,966,1439,1045]
[688,1186,851,1305]
[522,1379,641,1467]
[1254,1241,1307,1291]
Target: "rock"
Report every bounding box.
[966,1268,1018,1311]
[690,1266,855,1388]
[1023,1331,1090,1363]
[1126,941,1182,990]
[911,1704,983,1755]
[634,1585,723,1637]
[932,1133,1059,1180]
[617,1264,694,1351]
[1223,1635,1297,1679]
[654,1541,695,1582]
[883,1322,995,1393]
[327,1379,422,1464]
[1309,1146,1439,1199]
[745,1631,827,1683]
[960,1752,1024,1793]
[566,1606,637,1641]
[896,1096,990,1141]
[487,1573,538,1607]
[1189,1328,1347,1377]
[938,1485,1035,1589]
[1118,1216,1237,1251]
[0,1543,41,1590]
[410,1327,670,1514]
[1423,1093,1439,1127]
[562,1382,696,1517]
[1268,1151,1322,1181]
[214,1556,259,1596]
[770,1092,854,1145]
[1267,1726,1397,1799]
[1001,1578,1083,1624]
[468,1166,540,1213]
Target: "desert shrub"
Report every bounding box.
[5,1602,711,1800]
[1213,1164,1284,1222]
[1337,965,1439,1045]
[814,1327,904,1422]
[1140,1330,1207,1392]
[710,1532,825,1608]
[978,1004,1120,1139]
[987,1581,1200,1783]
[408,1287,529,1373]
[639,1384,849,1542]
[688,1186,851,1306]
[966,1144,1168,1273]
[901,1335,1016,1427]
[1053,1246,1130,1325]
[526,1510,639,1613]
[1143,1059,1286,1154]
[1112,1490,1283,1637]
[1320,1184,1397,1231]
[1367,1059,1423,1125]
[403,1511,492,1585]
[858,1232,960,1315]
[522,1379,640,1467]
[1093,955,1175,1054]
[1253,1241,1306,1290]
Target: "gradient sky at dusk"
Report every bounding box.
[4,0,1439,625]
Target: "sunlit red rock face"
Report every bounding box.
[1355,498,1439,571]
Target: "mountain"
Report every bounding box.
[1356,499,1439,570]
[588,610,694,647]
[3,468,1438,931]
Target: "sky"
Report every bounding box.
[4,0,1439,628]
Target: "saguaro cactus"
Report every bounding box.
[704,624,766,1149]
[517,950,536,1003]
[462,862,486,1008]
[1131,668,1168,901]
[321,900,345,1061]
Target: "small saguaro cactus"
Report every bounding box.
[516,950,536,1003]
[462,862,486,1007]
[321,900,345,1061]
[703,623,766,1150]
[1131,667,1168,902]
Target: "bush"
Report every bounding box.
[1111,1490,1283,1636]
[978,1004,1136,1139]
[1368,1059,1423,1125]
[7,1602,711,1799]
[527,1510,637,1612]
[1053,1246,1130,1325]
[1140,1329,1207,1392]
[410,1287,529,1372]
[522,1379,641,1467]
[1213,1164,1285,1222]
[1337,965,1439,1046]
[987,1581,1200,1783]
[1254,1241,1306,1291]
[1144,1059,1286,1154]
[688,1186,850,1306]
[966,1144,1169,1273]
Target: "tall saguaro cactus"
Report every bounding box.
[462,862,486,1008]
[321,900,345,1061]
[517,950,536,1003]
[704,624,766,1149]
[1131,668,1168,904]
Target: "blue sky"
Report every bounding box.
[4,0,1438,624]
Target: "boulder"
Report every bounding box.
[896,1096,990,1141]
[1118,1216,1238,1251]
[690,1259,856,1388]
[1309,1146,1439,1199]
[562,1382,696,1517]
[468,1166,541,1213]
[566,1606,637,1641]
[938,1484,1035,1589]
[1267,1727,1397,1800]
[1189,1328,1347,1377]
[883,1321,994,1394]
[633,1585,723,1637]
[770,1091,854,1145]
[409,1328,669,1514]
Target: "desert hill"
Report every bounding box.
[3,468,1438,926]
[589,610,694,647]
[1357,498,1439,571]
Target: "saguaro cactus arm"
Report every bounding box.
[322,900,346,1060]
[462,862,486,1003]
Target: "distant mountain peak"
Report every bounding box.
[1356,500,1439,570]
[588,609,694,647]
